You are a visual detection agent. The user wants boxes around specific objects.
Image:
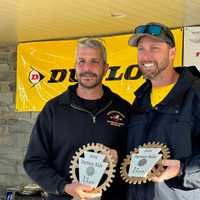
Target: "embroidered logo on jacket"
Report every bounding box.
[107,111,125,127]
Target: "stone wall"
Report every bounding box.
[0,45,37,199]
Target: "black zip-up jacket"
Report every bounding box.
[127,67,200,200]
[24,84,130,200]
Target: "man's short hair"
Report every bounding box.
[77,38,107,63]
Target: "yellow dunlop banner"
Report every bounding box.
[16,29,183,111]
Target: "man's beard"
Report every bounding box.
[78,72,103,89]
[140,59,169,80]
[141,65,160,79]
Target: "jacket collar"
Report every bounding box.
[134,67,199,113]
[58,83,114,107]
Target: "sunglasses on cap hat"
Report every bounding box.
[129,23,175,47]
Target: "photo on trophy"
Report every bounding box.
[79,156,108,187]
[120,142,170,184]
[69,143,116,192]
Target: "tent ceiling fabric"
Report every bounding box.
[0,0,200,44]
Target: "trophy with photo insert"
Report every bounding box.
[69,143,116,192]
[120,141,170,184]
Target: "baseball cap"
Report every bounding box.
[128,22,175,47]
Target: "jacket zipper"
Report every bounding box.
[70,101,112,124]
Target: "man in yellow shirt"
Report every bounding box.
[127,22,200,200]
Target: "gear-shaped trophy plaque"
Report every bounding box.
[69,143,116,192]
[120,141,170,184]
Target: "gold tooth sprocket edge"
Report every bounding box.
[69,143,116,192]
[120,141,170,184]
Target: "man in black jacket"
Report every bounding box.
[24,38,130,200]
[127,22,200,200]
